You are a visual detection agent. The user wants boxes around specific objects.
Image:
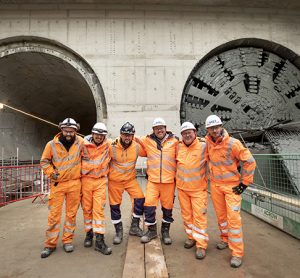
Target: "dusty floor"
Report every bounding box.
[0,178,300,278]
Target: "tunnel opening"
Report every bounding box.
[0,36,107,161]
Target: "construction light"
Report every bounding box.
[0,103,4,109]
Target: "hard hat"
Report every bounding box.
[152,117,166,127]
[205,115,223,128]
[120,122,135,134]
[181,122,196,133]
[92,122,108,135]
[59,118,80,130]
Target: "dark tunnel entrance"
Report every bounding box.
[0,36,107,161]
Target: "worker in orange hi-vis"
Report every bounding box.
[205,115,256,268]
[81,122,112,255]
[176,122,209,260]
[108,122,146,245]
[138,118,179,245]
[40,118,83,258]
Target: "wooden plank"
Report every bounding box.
[145,237,168,278]
[122,235,145,278]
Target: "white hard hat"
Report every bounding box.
[205,115,223,128]
[181,122,196,133]
[59,118,79,130]
[92,122,108,135]
[152,117,166,127]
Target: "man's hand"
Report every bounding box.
[51,172,60,180]
[232,183,247,195]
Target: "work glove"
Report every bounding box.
[232,183,247,195]
[51,172,60,180]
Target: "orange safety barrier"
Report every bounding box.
[0,164,50,207]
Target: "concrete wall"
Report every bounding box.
[0,4,299,158]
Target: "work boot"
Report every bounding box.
[113,222,123,245]
[141,224,157,243]
[195,248,206,260]
[95,234,112,255]
[230,256,242,268]
[41,247,56,258]
[129,217,143,237]
[184,239,196,249]
[63,243,74,253]
[161,222,172,245]
[216,241,228,250]
[84,230,94,248]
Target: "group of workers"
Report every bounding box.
[40,115,256,268]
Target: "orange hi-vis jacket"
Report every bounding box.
[206,129,256,186]
[40,133,83,182]
[108,137,146,182]
[176,137,208,191]
[81,135,110,178]
[139,132,178,184]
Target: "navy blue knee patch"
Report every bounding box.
[162,206,174,223]
[110,204,121,221]
[144,206,156,224]
[133,198,145,216]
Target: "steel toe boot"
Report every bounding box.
[161,222,172,245]
[195,248,206,260]
[63,243,74,253]
[216,241,228,250]
[141,224,157,243]
[129,217,143,237]
[95,234,112,255]
[84,229,94,248]
[184,239,196,249]
[113,222,123,245]
[41,247,56,258]
[230,256,242,268]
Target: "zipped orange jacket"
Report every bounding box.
[176,137,208,191]
[206,129,256,186]
[40,133,83,182]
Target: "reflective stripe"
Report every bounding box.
[46,231,59,238]
[82,150,109,165]
[65,221,76,227]
[177,173,204,182]
[50,140,81,163]
[214,172,238,180]
[57,159,81,171]
[84,219,92,224]
[241,169,255,175]
[162,155,176,163]
[111,219,122,224]
[210,138,236,167]
[177,166,202,174]
[81,165,109,176]
[220,221,228,227]
[192,225,206,234]
[93,227,105,233]
[246,157,255,163]
[47,224,60,231]
[133,213,143,218]
[148,154,161,161]
[64,228,75,234]
[111,163,135,173]
[192,232,209,241]
[93,220,105,225]
[85,225,92,230]
[145,221,157,226]
[229,228,242,235]
[186,229,193,234]
[229,237,243,243]
[221,229,228,234]
[231,205,240,211]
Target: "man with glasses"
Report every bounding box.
[108,122,146,245]
[205,115,256,268]
[138,118,179,245]
[40,118,83,258]
[81,122,112,255]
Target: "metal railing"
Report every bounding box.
[243,154,300,239]
[0,164,50,207]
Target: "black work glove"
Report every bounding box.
[232,183,247,195]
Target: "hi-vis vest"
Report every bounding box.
[81,136,110,179]
[108,138,145,182]
[40,133,83,182]
[176,138,208,191]
[140,133,178,184]
[206,129,256,186]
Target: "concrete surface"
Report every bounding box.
[1,177,300,278]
